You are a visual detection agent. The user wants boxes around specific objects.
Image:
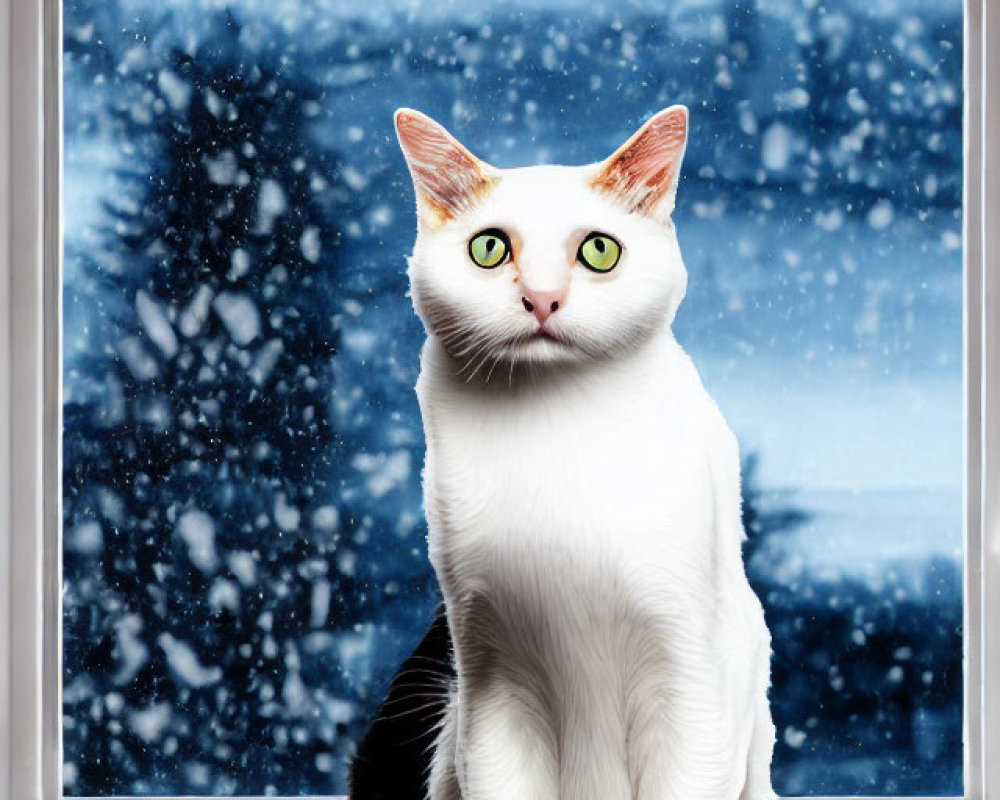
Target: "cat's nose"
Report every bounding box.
[520,289,565,326]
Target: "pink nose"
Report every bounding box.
[520,288,565,325]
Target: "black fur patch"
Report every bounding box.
[348,605,454,799]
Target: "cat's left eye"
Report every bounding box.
[577,232,622,273]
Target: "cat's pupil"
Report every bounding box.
[485,239,496,252]
[594,238,605,253]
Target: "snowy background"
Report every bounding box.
[61,0,964,795]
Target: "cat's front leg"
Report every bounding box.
[738,621,778,800]
[738,691,778,800]
[454,676,558,800]
[626,669,747,800]
[427,689,461,800]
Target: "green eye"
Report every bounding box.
[468,229,511,269]
[578,232,622,273]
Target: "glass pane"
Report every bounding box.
[61,0,964,795]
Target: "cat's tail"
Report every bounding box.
[347,604,455,800]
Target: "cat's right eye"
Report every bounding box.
[468,229,511,269]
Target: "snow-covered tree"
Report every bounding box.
[62,13,378,794]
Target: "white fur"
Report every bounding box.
[399,112,777,800]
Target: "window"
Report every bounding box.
[2,0,999,798]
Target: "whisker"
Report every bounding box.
[374,698,451,723]
[484,351,503,384]
[377,692,450,711]
[398,654,454,668]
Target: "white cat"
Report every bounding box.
[393,106,777,800]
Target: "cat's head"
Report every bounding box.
[394,106,689,376]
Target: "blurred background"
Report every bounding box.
[61,0,964,794]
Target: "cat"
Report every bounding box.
[348,107,777,800]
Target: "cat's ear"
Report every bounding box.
[394,108,500,229]
[589,105,688,224]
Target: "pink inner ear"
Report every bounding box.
[395,111,498,224]
[590,108,688,218]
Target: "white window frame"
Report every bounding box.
[1,0,997,798]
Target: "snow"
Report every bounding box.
[175,509,219,574]
[274,493,301,532]
[352,450,411,498]
[136,290,179,358]
[300,225,321,263]
[183,761,211,788]
[814,208,844,232]
[129,703,173,743]
[867,199,895,230]
[98,488,124,524]
[343,327,377,359]
[157,69,191,111]
[321,696,355,726]
[339,165,368,191]
[282,670,312,716]
[315,752,336,773]
[761,123,793,171]
[256,178,287,235]
[212,292,261,346]
[202,149,240,185]
[845,87,869,115]
[337,625,375,688]
[208,578,241,613]
[310,578,331,628]
[113,614,150,685]
[117,336,159,380]
[136,395,172,430]
[249,338,284,385]
[337,549,357,577]
[777,87,810,110]
[157,634,223,688]
[311,505,339,532]
[66,520,103,555]
[226,551,258,586]
[941,230,961,251]
[179,285,214,338]
[229,248,251,281]
[784,726,808,749]
[203,87,225,117]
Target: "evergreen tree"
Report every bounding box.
[63,13,373,794]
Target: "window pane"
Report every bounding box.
[61,0,964,795]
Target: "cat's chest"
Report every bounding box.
[418,344,719,562]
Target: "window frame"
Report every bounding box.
[1,0,997,797]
